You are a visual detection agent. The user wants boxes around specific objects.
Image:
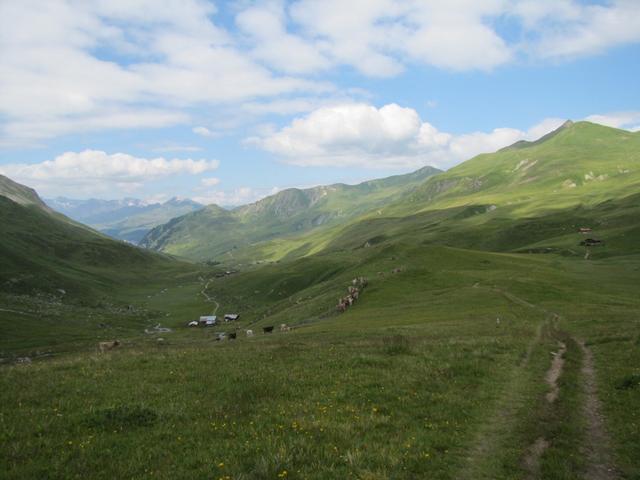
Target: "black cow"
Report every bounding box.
[263,326,274,333]
[228,332,237,340]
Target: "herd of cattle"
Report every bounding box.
[336,277,368,313]
[97,323,292,352]
[214,323,291,341]
[98,276,370,352]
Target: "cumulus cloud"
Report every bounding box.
[0,150,219,196]
[514,0,640,59]
[247,103,569,169]
[236,1,330,74]
[2,0,640,146]
[0,0,327,145]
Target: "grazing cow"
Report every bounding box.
[280,323,290,332]
[99,340,120,353]
[228,332,237,340]
[246,329,254,337]
[263,326,274,333]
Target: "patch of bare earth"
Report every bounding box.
[578,340,619,480]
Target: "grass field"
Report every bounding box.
[2,243,639,479]
[1,122,639,478]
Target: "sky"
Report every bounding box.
[0,0,639,206]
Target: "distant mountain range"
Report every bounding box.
[139,166,442,260]
[45,196,203,243]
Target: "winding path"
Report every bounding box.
[200,279,219,315]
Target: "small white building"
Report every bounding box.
[199,315,217,326]
[224,314,240,322]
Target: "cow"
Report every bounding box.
[246,329,254,337]
[263,326,274,333]
[280,324,290,332]
[99,340,120,353]
[228,332,237,340]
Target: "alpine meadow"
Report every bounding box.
[1,2,640,480]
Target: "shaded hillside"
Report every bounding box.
[140,166,441,260]
[0,177,189,299]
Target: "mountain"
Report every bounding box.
[307,121,640,258]
[154,121,639,264]
[0,174,50,209]
[139,166,441,260]
[46,196,203,243]
[0,175,185,298]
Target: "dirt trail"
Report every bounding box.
[523,340,567,479]
[458,313,548,478]
[200,279,219,315]
[545,342,566,403]
[497,289,618,479]
[578,340,619,480]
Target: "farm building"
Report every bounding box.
[224,314,240,322]
[199,315,217,326]
[579,227,593,234]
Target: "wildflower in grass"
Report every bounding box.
[278,470,288,477]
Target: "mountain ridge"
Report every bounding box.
[140,166,442,259]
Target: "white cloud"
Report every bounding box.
[0,0,328,145]
[513,0,640,59]
[201,177,221,187]
[0,150,219,196]
[585,111,640,130]
[194,186,281,207]
[236,1,330,74]
[247,103,570,169]
[2,0,640,147]
[193,126,218,138]
[151,144,203,153]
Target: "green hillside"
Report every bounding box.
[2,124,640,478]
[0,177,207,355]
[139,166,441,260]
[210,121,640,263]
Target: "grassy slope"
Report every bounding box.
[139,166,441,261]
[0,192,208,356]
[2,242,638,479]
[1,124,639,478]
[223,122,640,264]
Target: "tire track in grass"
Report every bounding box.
[578,340,619,480]
[523,339,566,480]
[457,288,550,479]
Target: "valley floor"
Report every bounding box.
[1,248,639,479]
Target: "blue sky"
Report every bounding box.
[1,0,639,205]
